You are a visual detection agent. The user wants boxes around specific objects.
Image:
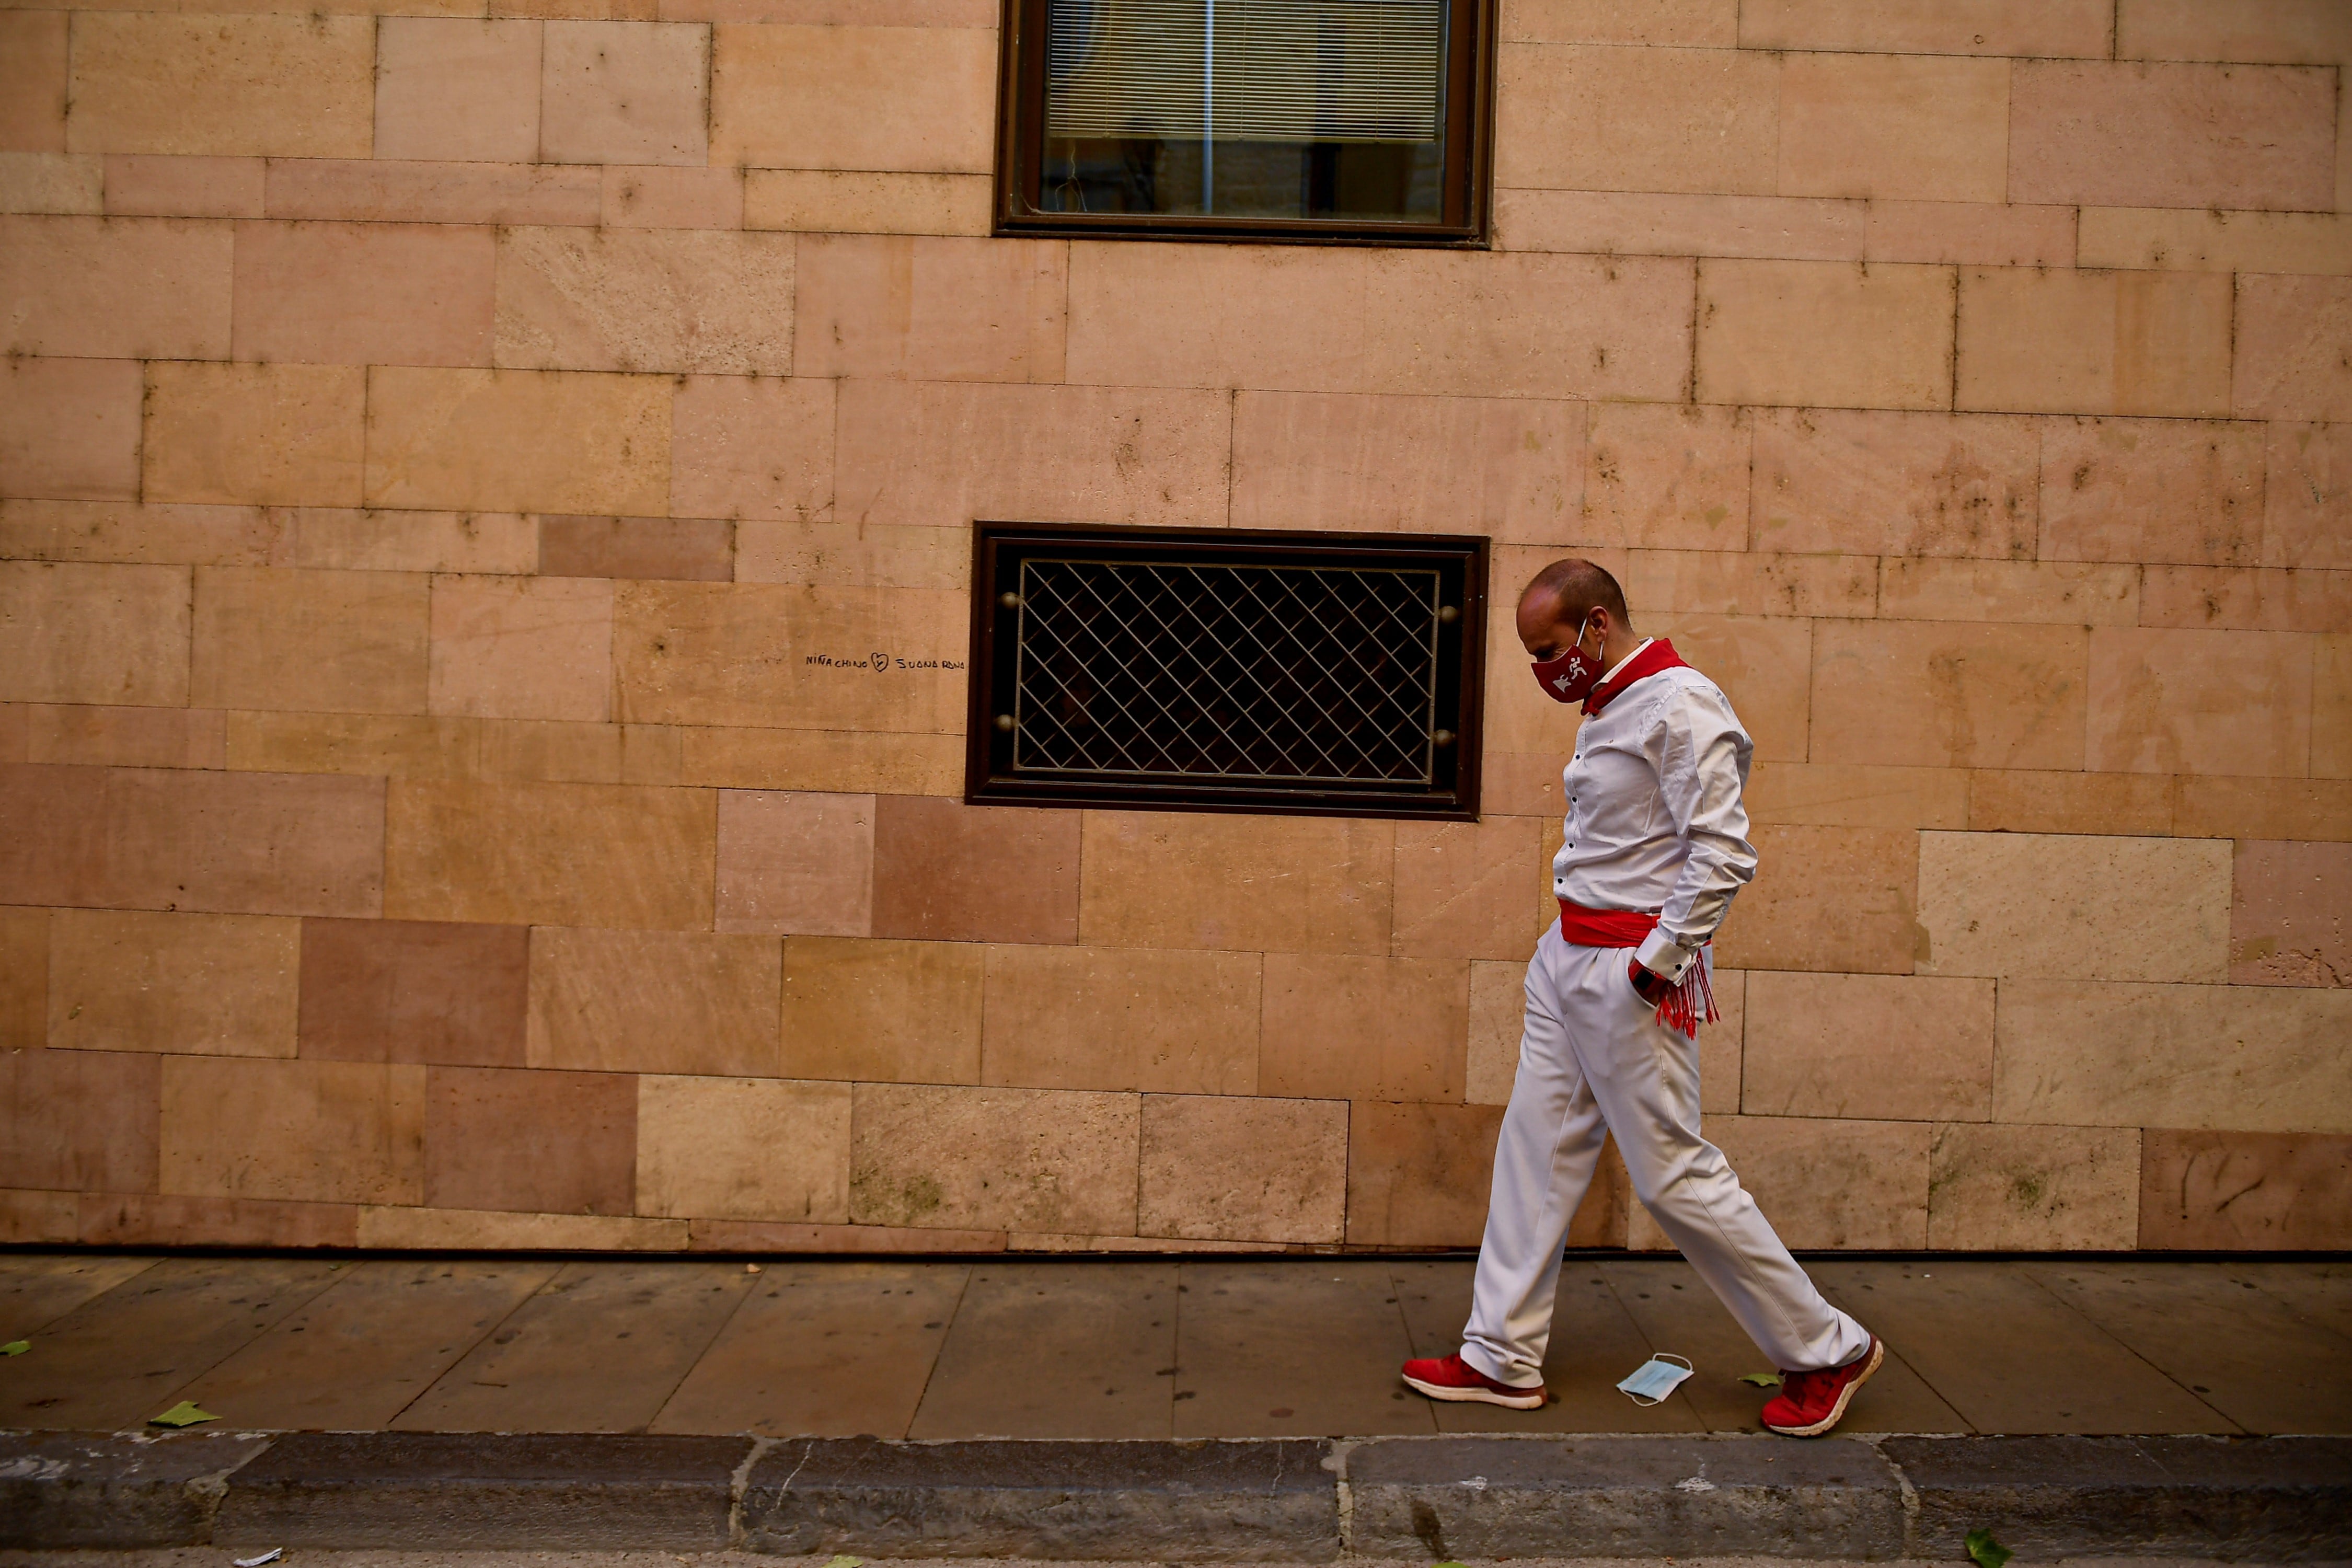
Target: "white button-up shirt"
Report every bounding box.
[1552,641,1758,984]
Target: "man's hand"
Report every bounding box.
[1628,957,1674,1006]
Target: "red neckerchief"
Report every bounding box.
[1582,638,1690,717]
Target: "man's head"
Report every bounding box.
[1516,558,1634,663]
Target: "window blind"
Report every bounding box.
[1045,0,1445,145]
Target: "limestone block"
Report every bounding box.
[1712,824,1920,975]
[427,574,613,723]
[146,363,367,508]
[1628,551,1874,620]
[527,925,780,1074]
[279,508,539,575]
[612,581,967,732]
[0,152,101,214]
[2038,416,2265,566]
[778,935,981,1085]
[1927,1122,2141,1250]
[25,705,226,770]
[375,19,543,164]
[981,944,1260,1095]
[1999,978,2352,1131]
[0,560,190,707]
[226,712,481,779]
[0,500,285,569]
[2139,565,2351,633]
[495,226,794,374]
[667,0,996,19]
[1811,619,2089,770]
[2230,839,2350,986]
[1583,402,1751,551]
[734,521,965,590]
[2086,626,2312,777]
[797,234,1066,384]
[1066,243,1692,402]
[1966,768,2174,836]
[424,1063,635,1214]
[1495,42,1778,195]
[1696,259,1954,411]
[48,908,296,1058]
[357,1206,685,1249]
[1750,407,2036,559]
[603,165,743,228]
[1465,958,1524,1106]
[233,221,495,367]
[1879,560,2138,625]
[0,215,231,358]
[714,789,871,937]
[1137,1094,1346,1243]
[2010,59,2334,210]
[66,14,375,158]
[265,159,602,225]
[1078,810,1393,956]
[1345,1100,1505,1246]
[1742,0,2113,54]
[2079,207,2352,275]
[1776,52,2009,203]
[1957,267,2232,417]
[1861,201,2076,267]
[103,155,265,218]
[2173,776,2352,841]
[2235,275,2352,422]
[637,1074,850,1221]
[540,514,732,580]
[1918,830,2230,983]
[2266,423,2352,571]
[670,375,834,523]
[1509,0,1737,45]
[679,725,962,794]
[836,379,1226,531]
[849,1082,1140,1234]
[0,13,67,153]
[1646,612,1812,762]
[2316,635,2351,778]
[1705,1114,1929,1249]
[364,367,671,515]
[869,797,1076,944]
[1744,972,1993,1120]
[385,777,715,927]
[1496,189,1860,261]
[541,21,708,165]
[2137,1128,2352,1249]
[1745,762,1969,829]
[710,24,994,171]
[192,566,429,714]
[159,1056,426,1204]
[2117,0,2352,63]
[1230,391,1580,541]
[1260,953,1468,1101]
[1391,817,1549,961]
[298,917,529,1068]
[0,1047,157,1194]
[743,169,989,236]
[472,718,630,783]
[0,355,149,496]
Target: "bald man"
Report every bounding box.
[1400,559,1883,1438]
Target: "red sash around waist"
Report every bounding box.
[1557,897,1720,1037]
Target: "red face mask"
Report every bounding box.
[1530,618,1604,705]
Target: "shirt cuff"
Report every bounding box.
[1635,927,1694,983]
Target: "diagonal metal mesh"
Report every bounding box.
[1010,557,1443,783]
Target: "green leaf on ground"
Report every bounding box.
[148,1401,218,1428]
[1,1340,27,1357]
[1738,1371,1780,1387]
[1966,1527,2012,1568]
[823,1557,864,1568]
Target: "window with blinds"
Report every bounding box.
[995,0,1491,242]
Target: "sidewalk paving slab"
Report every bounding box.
[910,1262,1179,1441]
[1173,1263,1429,1440]
[1344,1434,1905,1561]
[0,1255,156,1345]
[741,1436,1338,1562]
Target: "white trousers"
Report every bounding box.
[1459,927,1871,1387]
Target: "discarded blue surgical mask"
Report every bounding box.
[1617,1353,1696,1406]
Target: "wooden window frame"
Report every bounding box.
[991,0,1497,248]
[964,522,1490,822]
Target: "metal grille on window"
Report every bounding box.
[967,526,1485,819]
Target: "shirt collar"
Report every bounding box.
[1597,637,1654,687]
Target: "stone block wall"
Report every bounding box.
[1,0,2346,1255]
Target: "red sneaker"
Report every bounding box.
[1401,1352,1547,1410]
[1760,1336,1883,1436]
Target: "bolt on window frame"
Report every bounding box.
[991,0,1497,247]
[965,522,1490,821]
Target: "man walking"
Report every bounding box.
[1401,559,1882,1437]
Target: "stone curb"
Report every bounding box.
[2,1429,2345,1559]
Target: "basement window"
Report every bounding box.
[966,524,1488,819]
[994,0,1493,245]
